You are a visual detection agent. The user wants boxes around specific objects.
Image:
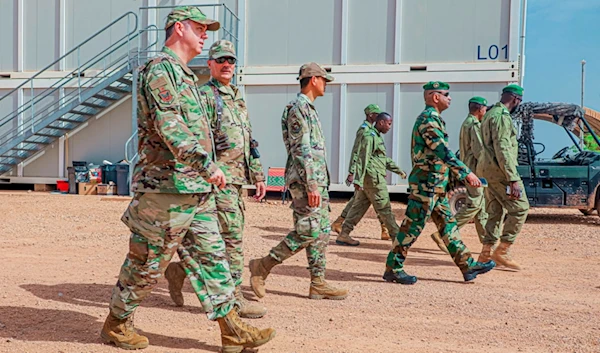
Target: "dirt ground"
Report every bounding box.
[0,191,599,353]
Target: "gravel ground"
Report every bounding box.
[0,191,599,353]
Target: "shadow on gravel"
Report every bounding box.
[20,283,203,313]
[525,213,600,226]
[0,306,220,351]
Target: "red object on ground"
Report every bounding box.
[56,180,69,192]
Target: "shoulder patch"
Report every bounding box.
[157,87,174,104]
[149,75,169,90]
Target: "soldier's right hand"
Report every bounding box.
[308,190,321,208]
[345,174,354,185]
[465,172,482,188]
[509,181,522,199]
[208,168,227,190]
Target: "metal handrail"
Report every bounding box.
[0,11,138,102]
[0,13,139,129]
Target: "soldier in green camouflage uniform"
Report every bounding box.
[165,40,268,318]
[478,84,529,270]
[336,112,407,246]
[248,63,348,300]
[331,104,392,242]
[429,97,489,253]
[100,7,275,352]
[383,81,496,285]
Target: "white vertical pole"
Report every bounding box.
[391,83,401,185]
[17,0,24,177]
[58,0,66,177]
[340,0,348,65]
[394,0,403,64]
[338,84,348,184]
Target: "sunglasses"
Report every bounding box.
[429,91,450,97]
[213,57,237,65]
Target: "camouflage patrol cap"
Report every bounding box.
[297,62,334,82]
[165,6,220,31]
[423,81,450,91]
[209,40,236,59]
[364,104,382,115]
[469,96,488,106]
[502,84,524,97]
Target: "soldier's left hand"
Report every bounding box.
[254,181,266,201]
[399,171,407,179]
[465,172,482,188]
[207,168,227,190]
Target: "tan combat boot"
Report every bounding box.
[380,224,391,241]
[217,308,276,353]
[491,242,522,271]
[430,232,449,254]
[309,276,348,300]
[165,262,186,307]
[100,313,149,350]
[248,256,278,298]
[331,216,344,234]
[335,231,360,246]
[234,286,267,319]
[478,244,494,263]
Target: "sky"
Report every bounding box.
[523,0,600,156]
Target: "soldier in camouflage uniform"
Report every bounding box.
[331,104,393,242]
[165,40,268,318]
[100,7,275,352]
[248,62,348,300]
[383,81,496,285]
[336,112,407,246]
[478,84,529,270]
[429,97,489,254]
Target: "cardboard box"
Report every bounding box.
[78,182,98,195]
[97,184,117,196]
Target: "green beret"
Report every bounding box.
[502,84,524,96]
[423,81,450,91]
[364,104,382,115]
[468,96,488,106]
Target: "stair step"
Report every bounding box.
[45,125,72,131]
[105,85,131,94]
[34,133,62,138]
[57,116,86,123]
[69,110,96,116]
[117,77,133,85]
[93,93,119,101]
[12,147,40,152]
[81,101,108,109]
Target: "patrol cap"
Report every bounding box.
[468,96,488,106]
[209,40,236,59]
[297,62,334,82]
[423,81,450,91]
[364,104,382,115]
[165,6,220,31]
[502,84,524,97]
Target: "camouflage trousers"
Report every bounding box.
[483,181,529,245]
[342,174,399,235]
[109,192,235,321]
[432,184,488,243]
[175,184,246,287]
[269,183,331,277]
[386,191,475,273]
[340,193,386,226]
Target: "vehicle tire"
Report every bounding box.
[447,186,468,216]
[579,209,595,216]
[596,189,600,218]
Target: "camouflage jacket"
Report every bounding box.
[281,93,330,192]
[199,78,265,185]
[348,120,373,175]
[479,102,521,182]
[408,106,471,194]
[459,114,484,173]
[132,46,217,194]
[353,127,404,188]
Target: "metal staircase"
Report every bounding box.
[0,12,156,176]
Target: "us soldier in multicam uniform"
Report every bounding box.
[478,84,529,270]
[335,112,407,246]
[429,96,489,254]
[248,62,348,300]
[383,81,496,285]
[331,104,394,244]
[165,40,268,319]
[100,7,275,352]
